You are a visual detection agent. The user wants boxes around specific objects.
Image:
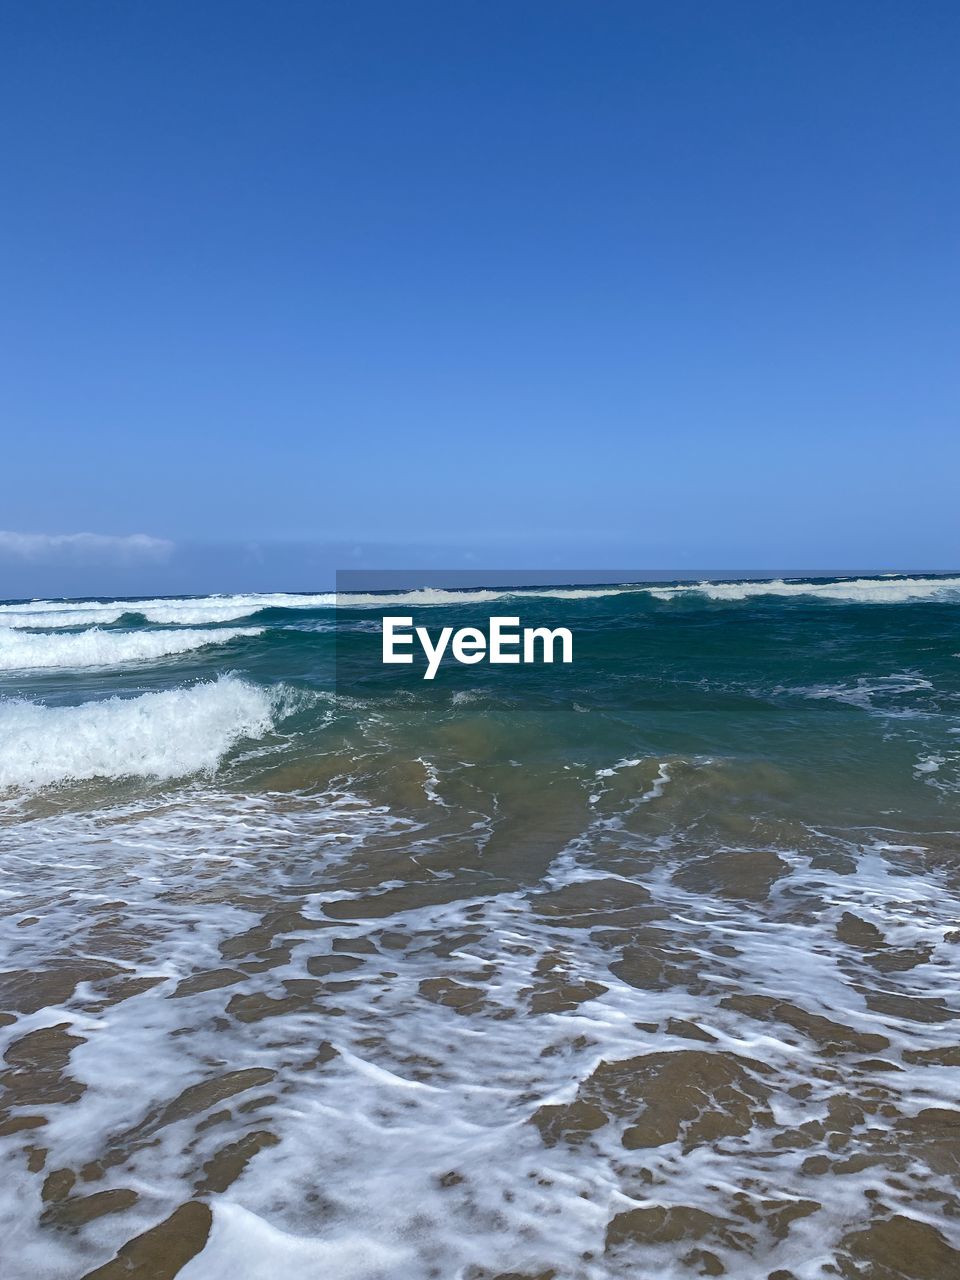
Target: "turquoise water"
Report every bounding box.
[0,576,958,1278]
[2,577,957,826]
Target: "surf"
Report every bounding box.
[0,625,263,671]
[0,675,276,790]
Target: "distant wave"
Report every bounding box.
[0,626,263,671]
[320,579,960,607]
[0,588,627,625]
[0,675,275,790]
[645,576,960,604]
[0,593,336,628]
[1,577,958,630]
[336,587,629,607]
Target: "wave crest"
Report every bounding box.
[0,626,262,671]
[0,676,276,790]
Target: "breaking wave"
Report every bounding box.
[0,626,263,671]
[0,675,276,790]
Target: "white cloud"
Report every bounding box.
[0,531,174,562]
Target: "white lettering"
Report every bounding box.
[416,625,453,680]
[382,616,414,664]
[451,627,487,664]
[381,616,573,677]
[523,626,573,663]
[489,616,521,663]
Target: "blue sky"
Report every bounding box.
[1,1,957,594]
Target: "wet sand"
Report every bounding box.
[2,758,959,1279]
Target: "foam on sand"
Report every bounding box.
[3,792,959,1279]
[0,675,276,790]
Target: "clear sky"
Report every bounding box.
[1,1,958,594]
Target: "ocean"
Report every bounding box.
[1,576,959,1279]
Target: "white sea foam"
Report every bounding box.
[589,756,673,807]
[0,626,262,671]
[915,753,944,775]
[0,676,276,790]
[787,671,935,714]
[181,1204,414,1280]
[914,750,960,794]
[646,575,960,603]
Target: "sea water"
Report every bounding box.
[1,576,959,1278]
